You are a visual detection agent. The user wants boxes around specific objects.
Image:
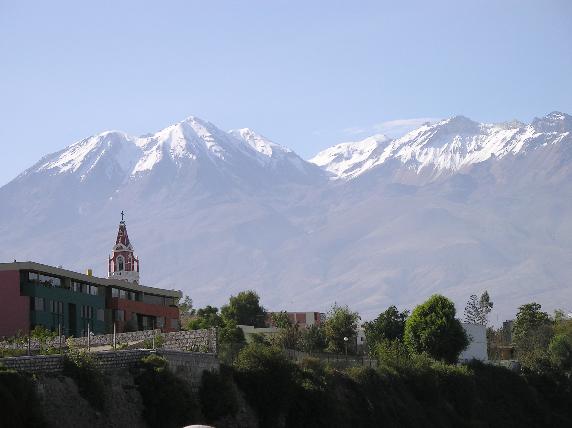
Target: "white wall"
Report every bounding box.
[459,323,487,362]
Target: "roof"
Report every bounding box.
[115,221,132,248]
[0,261,181,298]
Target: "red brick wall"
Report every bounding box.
[0,270,29,337]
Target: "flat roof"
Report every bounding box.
[0,261,181,298]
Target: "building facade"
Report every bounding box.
[267,311,325,328]
[0,216,181,338]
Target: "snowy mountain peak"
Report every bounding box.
[311,113,572,180]
[309,134,392,180]
[229,128,292,158]
[532,111,572,133]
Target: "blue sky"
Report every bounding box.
[1,0,571,185]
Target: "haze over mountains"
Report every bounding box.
[1,112,571,322]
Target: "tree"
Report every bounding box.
[185,305,222,330]
[178,296,195,317]
[549,334,572,372]
[463,291,493,326]
[299,324,326,353]
[512,303,553,371]
[221,290,266,327]
[323,304,360,354]
[362,305,408,353]
[512,303,552,347]
[404,294,469,364]
[270,311,291,329]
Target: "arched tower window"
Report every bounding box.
[117,256,125,272]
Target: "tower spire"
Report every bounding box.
[108,213,140,283]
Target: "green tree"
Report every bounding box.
[178,295,195,317]
[512,303,553,372]
[362,305,408,353]
[463,291,493,326]
[299,324,326,353]
[549,334,572,372]
[270,311,291,328]
[221,290,266,327]
[323,304,360,354]
[513,303,551,344]
[186,305,222,330]
[404,294,469,364]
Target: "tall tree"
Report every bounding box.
[323,304,360,354]
[404,294,469,364]
[363,305,408,353]
[512,302,553,371]
[477,291,494,325]
[463,291,493,326]
[221,290,266,327]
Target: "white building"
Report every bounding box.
[459,322,488,362]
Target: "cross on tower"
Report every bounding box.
[121,210,125,222]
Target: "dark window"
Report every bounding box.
[117,256,124,271]
[142,294,164,306]
[170,319,179,329]
[97,309,105,322]
[32,297,45,311]
[89,285,98,296]
[50,301,63,314]
[115,310,125,321]
[81,306,94,319]
[156,317,165,328]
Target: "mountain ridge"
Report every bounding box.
[1,111,571,322]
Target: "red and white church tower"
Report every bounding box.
[108,211,140,283]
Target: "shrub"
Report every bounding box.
[233,343,297,426]
[199,365,239,422]
[0,367,45,427]
[142,334,165,349]
[134,354,198,428]
[63,350,106,410]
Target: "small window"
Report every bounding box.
[50,301,63,314]
[97,309,105,322]
[89,285,98,296]
[28,272,39,283]
[117,256,124,272]
[82,306,94,319]
[32,297,45,311]
[156,317,165,328]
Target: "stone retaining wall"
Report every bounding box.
[0,349,219,390]
[0,328,217,354]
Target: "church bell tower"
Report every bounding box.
[108,211,140,283]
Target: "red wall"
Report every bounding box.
[108,297,180,332]
[0,270,29,337]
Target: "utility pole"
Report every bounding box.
[87,322,91,352]
[113,322,117,350]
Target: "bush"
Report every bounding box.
[134,354,198,428]
[199,365,239,423]
[142,334,165,349]
[0,366,45,427]
[233,343,297,426]
[63,351,106,410]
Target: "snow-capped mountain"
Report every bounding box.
[311,112,572,181]
[30,116,321,184]
[1,112,571,322]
